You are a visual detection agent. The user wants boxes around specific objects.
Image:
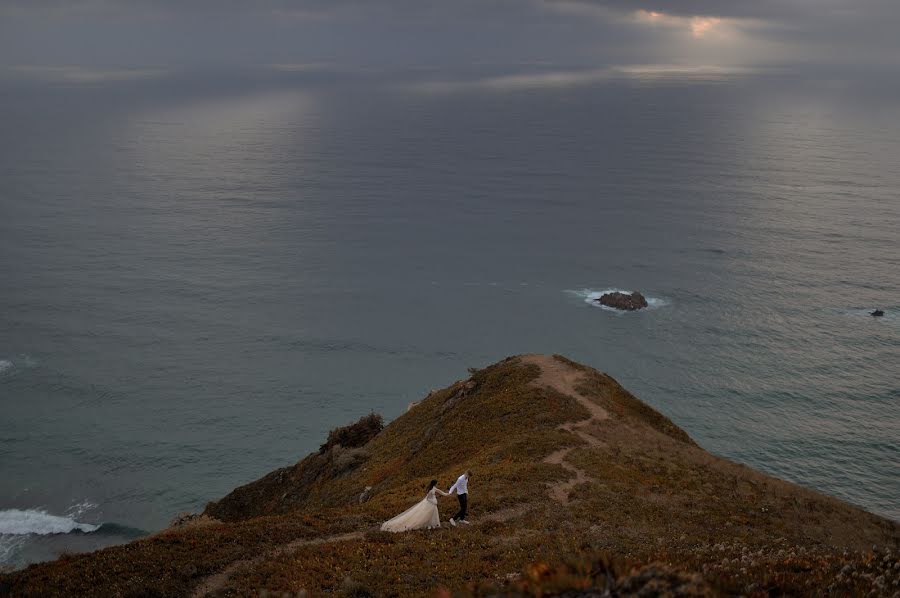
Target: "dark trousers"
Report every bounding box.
[452,493,468,521]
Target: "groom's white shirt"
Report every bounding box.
[449,474,468,495]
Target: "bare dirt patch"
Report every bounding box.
[191,531,364,597]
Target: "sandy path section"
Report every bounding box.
[521,355,607,505]
[191,531,364,597]
[194,355,601,594]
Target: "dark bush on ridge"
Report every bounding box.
[320,413,384,453]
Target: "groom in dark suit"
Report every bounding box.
[448,470,471,526]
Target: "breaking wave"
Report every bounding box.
[0,509,101,536]
[0,355,37,376]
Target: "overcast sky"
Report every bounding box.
[1,0,898,75]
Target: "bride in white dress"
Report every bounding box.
[381,480,449,532]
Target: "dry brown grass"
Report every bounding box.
[2,354,897,597]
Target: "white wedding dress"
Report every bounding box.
[381,487,449,532]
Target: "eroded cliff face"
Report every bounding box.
[204,413,383,522]
[3,355,898,597]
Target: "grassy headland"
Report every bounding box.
[2,355,897,597]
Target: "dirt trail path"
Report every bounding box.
[478,504,532,523]
[194,355,602,595]
[191,504,530,597]
[191,531,364,597]
[521,355,606,505]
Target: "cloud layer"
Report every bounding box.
[1,0,897,72]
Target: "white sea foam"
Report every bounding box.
[66,500,99,519]
[0,509,100,536]
[566,288,670,312]
[0,534,27,565]
[0,355,38,375]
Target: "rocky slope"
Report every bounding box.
[2,354,898,597]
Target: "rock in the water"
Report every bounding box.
[871,309,884,317]
[597,291,649,311]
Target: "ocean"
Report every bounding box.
[1,66,898,568]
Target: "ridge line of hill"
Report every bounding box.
[2,354,897,597]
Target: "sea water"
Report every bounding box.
[1,67,898,568]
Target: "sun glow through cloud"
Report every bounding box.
[636,9,725,39]
[690,17,722,38]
